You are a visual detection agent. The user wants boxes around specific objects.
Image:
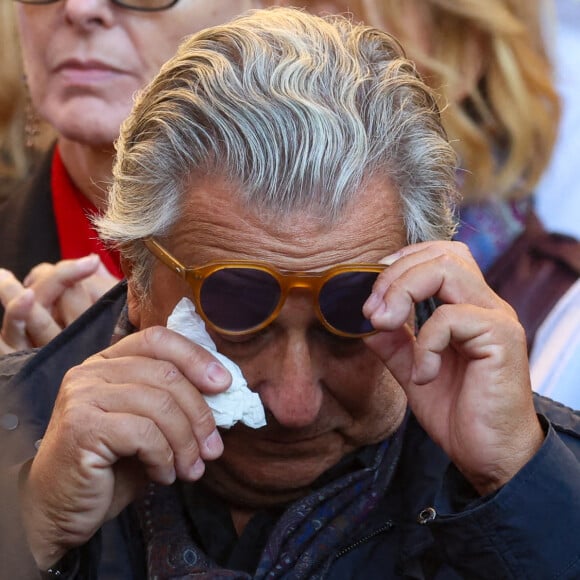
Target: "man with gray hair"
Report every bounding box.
[1,7,579,579]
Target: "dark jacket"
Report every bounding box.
[0,283,579,579]
[0,148,60,283]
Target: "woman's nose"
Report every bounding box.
[63,0,115,29]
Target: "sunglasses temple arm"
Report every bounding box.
[144,238,187,277]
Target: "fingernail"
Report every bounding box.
[190,458,205,480]
[78,254,99,266]
[17,288,35,304]
[207,361,230,386]
[0,269,10,281]
[165,467,177,485]
[204,429,223,457]
[364,292,380,311]
[380,252,401,266]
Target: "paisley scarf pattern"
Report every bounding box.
[135,425,406,580]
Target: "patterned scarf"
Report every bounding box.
[134,425,406,580]
[455,197,531,272]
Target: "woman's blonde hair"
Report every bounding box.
[297,0,560,201]
[0,2,28,181]
[0,3,53,183]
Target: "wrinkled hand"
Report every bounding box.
[363,241,544,496]
[0,255,119,353]
[19,327,230,570]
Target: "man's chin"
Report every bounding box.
[201,452,340,510]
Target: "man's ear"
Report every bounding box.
[126,281,142,328]
[120,255,132,281]
[121,257,142,328]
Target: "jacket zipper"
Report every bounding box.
[334,520,395,560]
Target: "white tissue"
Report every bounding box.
[166,297,266,429]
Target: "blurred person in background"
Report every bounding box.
[536,0,580,238]
[0,1,53,199]
[0,0,263,354]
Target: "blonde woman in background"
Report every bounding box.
[296,0,558,217]
[292,0,580,409]
[0,0,264,355]
[0,2,27,192]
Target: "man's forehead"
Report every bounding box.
[171,174,406,266]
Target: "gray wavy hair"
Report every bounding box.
[96,7,458,292]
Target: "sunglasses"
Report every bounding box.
[144,238,386,338]
[13,0,178,12]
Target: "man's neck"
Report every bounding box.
[57,137,116,210]
[230,506,256,536]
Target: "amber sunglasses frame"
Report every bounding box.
[144,238,386,338]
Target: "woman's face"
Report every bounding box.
[16,0,261,147]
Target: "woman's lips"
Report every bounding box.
[53,59,124,84]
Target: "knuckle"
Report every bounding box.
[0,270,16,288]
[28,262,53,279]
[35,314,61,335]
[62,364,86,386]
[157,361,181,387]
[194,405,217,435]
[498,296,518,319]
[388,277,403,291]
[136,417,161,445]
[388,278,409,300]
[180,436,201,458]
[155,390,179,418]
[4,298,28,321]
[451,241,471,256]
[431,303,452,322]
[141,325,169,348]
[60,365,98,400]
[434,251,456,271]
[65,405,97,442]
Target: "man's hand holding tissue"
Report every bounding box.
[20,327,233,571]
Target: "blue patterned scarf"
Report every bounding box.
[135,422,406,579]
[455,197,531,272]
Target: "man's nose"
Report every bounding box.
[258,334,324,429]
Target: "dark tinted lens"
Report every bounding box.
[319,271,379,335]
[199,268,281,332]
